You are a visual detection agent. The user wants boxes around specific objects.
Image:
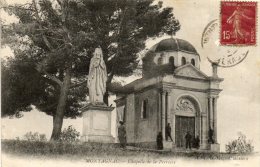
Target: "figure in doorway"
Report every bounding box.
[208,128,215,144]
[156,132,163,150]
[118,121,127,148]
[193,135,200,149]
[185,131,192,149]
[165,123,173,142]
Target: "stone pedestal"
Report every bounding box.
[209,143,220,152]
[81,104,115,143]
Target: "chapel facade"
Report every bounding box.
[115,38,223,150]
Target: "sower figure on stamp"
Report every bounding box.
[227,5,253,42]
[165,123,173,142]
[87,47,107,105]
[156,132,163,150]
[185,131,192,149]
[118,121,127,148]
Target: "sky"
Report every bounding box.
[1,0,260,153]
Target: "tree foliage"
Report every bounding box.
[1,56,87,118]
[1,0,180,139]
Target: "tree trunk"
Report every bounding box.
[50,68,71,141]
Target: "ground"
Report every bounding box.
[2,140,259,167]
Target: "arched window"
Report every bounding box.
[181,57,186,65]
[169,57,175,66]
[191,59,195,66]
[158,57,163,65]
[141,99,148,119]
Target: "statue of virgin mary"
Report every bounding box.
[87,48,107,104]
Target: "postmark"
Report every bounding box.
[201,19,218,48]
[220,1,257,45]
[207,49,249,68]
[201,19,249,67]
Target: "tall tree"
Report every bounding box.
[2,0,180,140]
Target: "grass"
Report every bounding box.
[1,139,254,161]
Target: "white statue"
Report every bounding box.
[87,48,107,104]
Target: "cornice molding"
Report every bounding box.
[81,104,114,112]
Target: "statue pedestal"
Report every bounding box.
[81,104,115,143]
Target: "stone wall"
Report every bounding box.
[125,94,136,143]
[134,88,159,143]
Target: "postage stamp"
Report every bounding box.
[220,1,257,45]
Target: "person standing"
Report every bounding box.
[185,131,192,149]
[194,135,200,149]
[165,123,173,142]
[118,121,127,148]
[156,132,163,150]
[208,128,214,144]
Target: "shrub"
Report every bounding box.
[23,132,47,142]
[225,132,254,154]
[59,125,80,143]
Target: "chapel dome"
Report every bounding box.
[153,38,199,55]
[142,37,200,77]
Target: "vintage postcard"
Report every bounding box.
[1,0,260,167]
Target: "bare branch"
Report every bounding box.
[45,35,65,42]
[2,5,34,11]
[69,79,88,89]
[56,0,62,7]
[42,72,63,87]
[32,0,54,51]
[35,63,63,87]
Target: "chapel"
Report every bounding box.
[115,37,223,151]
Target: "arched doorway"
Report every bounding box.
[174,96,200,148]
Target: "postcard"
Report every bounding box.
[1,0,260,167]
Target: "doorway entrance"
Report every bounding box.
[175,116,195,148]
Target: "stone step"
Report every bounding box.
[163,141,173,150]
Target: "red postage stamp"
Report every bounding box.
[220,1,257,45]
